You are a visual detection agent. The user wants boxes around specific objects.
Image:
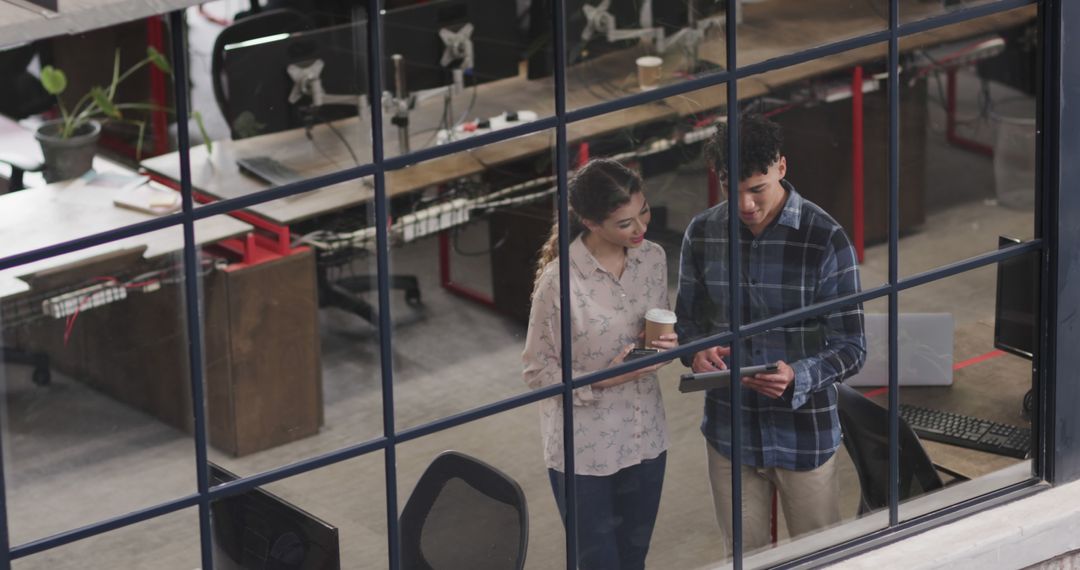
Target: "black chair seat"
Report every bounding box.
[400,451,529,570]
[836,383,968,514]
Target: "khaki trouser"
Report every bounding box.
[705,443,841,556]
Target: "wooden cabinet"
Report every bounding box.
[21,250,322,456]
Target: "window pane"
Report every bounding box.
[731,0,888,68]
[395,416,561,568]
[11,508,199,570]
[209,452,387,569]
[899,7,1039,277]
[195,189,384,474]
[894,266,1036,522]
[380,0,555,159]
[1,237,199,544]
[385,129,556,429]
[144,7,377,187]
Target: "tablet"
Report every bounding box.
[678,363,779,393]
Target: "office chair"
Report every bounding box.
[0,42,48,194]
[210,8,316,139]
[0,42,53,121]
[0,152,43,194]
[400,451,529,570]
[836,383,968,514]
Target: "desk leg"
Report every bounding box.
[439,230,495,308]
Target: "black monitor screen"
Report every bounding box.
[222,20,368,139]
[383,0,522,92]
[994,236,1039,360]
[652,0,729,35]
[528,0,648,79]
[209,464,341,570]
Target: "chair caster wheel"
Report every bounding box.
[32,367,50,386]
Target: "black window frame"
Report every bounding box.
[0,0,1077,567]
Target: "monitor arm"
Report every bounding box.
[384,24,474,153]
[287,59,363,109]
[652,14,726,73]
[286,59,366,137]
[581,0,657,43]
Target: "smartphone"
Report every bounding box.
[678,362,780,393]
[625,347,660,361]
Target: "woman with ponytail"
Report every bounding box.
[522,158,677,570]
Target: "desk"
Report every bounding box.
[865,320,1033,478]
[0,163,323,457]
[141,1,1035,220]
[138,1,1037,323]
[0,159,250,296]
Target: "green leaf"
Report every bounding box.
[90,86,122,119]
[146,46,172,75]
[192,111,214,154]
[40,66,67,96]
[135,120,147,161]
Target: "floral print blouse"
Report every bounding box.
[523,236,670,476]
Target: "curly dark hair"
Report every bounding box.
[704,113,783,184]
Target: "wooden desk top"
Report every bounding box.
[141,1,1035,226]
[0,163,252,299]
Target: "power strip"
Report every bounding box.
[42,283,128,319]
[436,110,540,145]
[399,198,472,243]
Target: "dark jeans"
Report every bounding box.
[548,452,667,570]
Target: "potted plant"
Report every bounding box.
[36,46,210,182]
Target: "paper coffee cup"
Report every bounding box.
[644,308,677,348]
[636,56,663,91]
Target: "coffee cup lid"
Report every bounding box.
[645,308,677,324]
[636,56,663,67]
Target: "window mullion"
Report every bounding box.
[887,0,901,527]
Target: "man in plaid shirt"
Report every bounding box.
[675,114,866,554]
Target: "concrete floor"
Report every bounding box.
[0,10,1041,570]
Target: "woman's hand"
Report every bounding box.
[594,344,669,389]
[649,332,679,350]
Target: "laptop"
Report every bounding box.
[845,313,955,387]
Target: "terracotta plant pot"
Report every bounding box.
[34,118,101,183]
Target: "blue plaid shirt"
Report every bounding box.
[675,182,866,470]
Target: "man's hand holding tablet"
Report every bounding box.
[679,362,781,393]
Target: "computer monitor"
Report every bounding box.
[209,463,341,570]
[222,20,368,138]
[382,0,522,93]
[994,236,1039,360]
[526,0,648,79]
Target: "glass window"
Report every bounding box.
[0,0,1059,567]
[898,7,1038,277]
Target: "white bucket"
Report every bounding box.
[991,98,1037,209]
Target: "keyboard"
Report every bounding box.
[898,404,1031,459]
